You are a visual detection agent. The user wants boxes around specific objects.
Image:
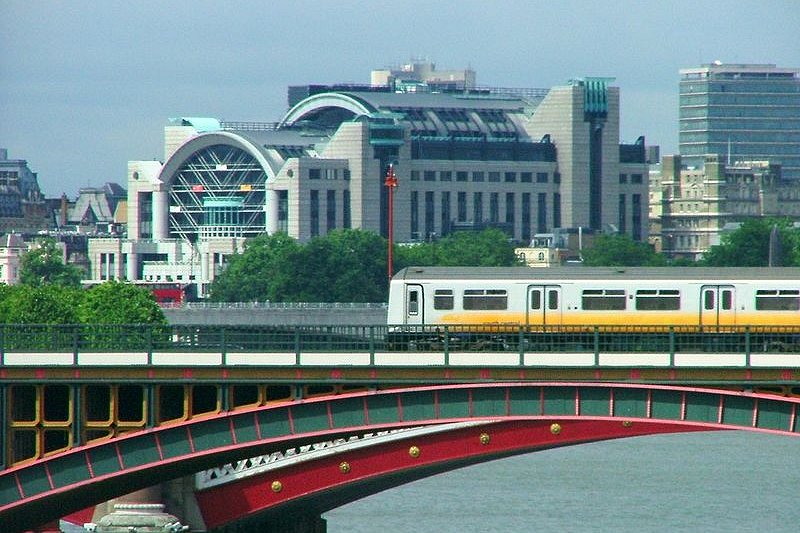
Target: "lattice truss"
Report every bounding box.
[168,145,267,241]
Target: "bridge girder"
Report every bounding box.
[2,383,799,531]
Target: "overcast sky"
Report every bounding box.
[1,1,798,197]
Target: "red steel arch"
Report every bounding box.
[2,382,799,531]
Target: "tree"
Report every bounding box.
[77,281,166,325]
[582,234,667,267]
[209,233,300,302]
[0,284,82,324]
[700,218,800,267]
[395,228,522,268]
[19,238,82,287]
[290,229,388,302]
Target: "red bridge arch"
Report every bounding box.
[2,383,799,531]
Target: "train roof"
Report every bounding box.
[392,266,800,282]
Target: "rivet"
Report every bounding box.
[271,480,283,493]
[479,433,491,445]
[409,445,420,458]
[339,461,351,474]
[550,423,562,435]
[622,420,633,427]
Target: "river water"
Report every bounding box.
[324,431,800,532]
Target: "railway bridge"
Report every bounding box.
[1,322,800,531]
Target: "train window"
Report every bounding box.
[635,289,680,311]
[582,289,625,311]
[548,290,558,310]
[531,291,541,310]
[755,289,800,311]
[408,291,419,315]
[463,289,508,310]
[704,290,715,310]
[434,289,454,310]
[721,290,733,310]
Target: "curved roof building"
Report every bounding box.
[90,74,649,297]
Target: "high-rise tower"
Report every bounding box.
[679,63,800,179]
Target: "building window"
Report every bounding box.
[553,172,561,184]
[458,192,467,222]
[310,190,319,237]
[505,193,515,237]
[473,192,483,224]
[490,193,499,223]
[537,193,547,233]
[441,191,451,235]
[521,172,532,183]
[440,171,452,182]
[553,192,561,228]
[472,171,485,182]
[343,190,351,229]
[309,168,321,180]
[536,172,548,183]
[411,191,419,239]
[631,173,643,184]
[424,170,436,182]
[410,170,420,181]
[278,190,289,233]
[138,192,152,239]
[327,189,336,232]
[632,193,642,240]
[488,172,500,182]
[505,172,517,183]
[618,194,626,233]
[456,171,468,182]
[425,191,434,239]
[619,173,627,184]
[522,192,531,242]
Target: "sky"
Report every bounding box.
[1,0,798,198]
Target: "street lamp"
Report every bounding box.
[384,163,398,283]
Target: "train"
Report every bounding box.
[386,266,800,349]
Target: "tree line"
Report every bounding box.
[0,239,166,325]
[582,218,800,268]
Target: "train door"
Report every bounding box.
[405,284,424,325]
[700,285,736,328]
[527,285,562,327]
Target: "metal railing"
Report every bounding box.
[0,324,798,357]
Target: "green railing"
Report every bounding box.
[0,324,799,356]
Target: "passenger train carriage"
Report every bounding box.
[386,267,800,350]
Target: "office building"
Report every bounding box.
[658,154,800,260]
[679,63,800,179]
[88,65,648,297]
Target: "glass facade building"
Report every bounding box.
[679,63,800,180]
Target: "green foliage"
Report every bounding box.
[582,234,667,267]
[209,228,522,303]
[700,218,800,267]
[77,281,166,325]
[0,284,82,324]
[395,228,522,268]
[209,233,300,302]
[19,238,82,287]
[289,229,388,302]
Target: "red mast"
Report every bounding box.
[384,163,398,283]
